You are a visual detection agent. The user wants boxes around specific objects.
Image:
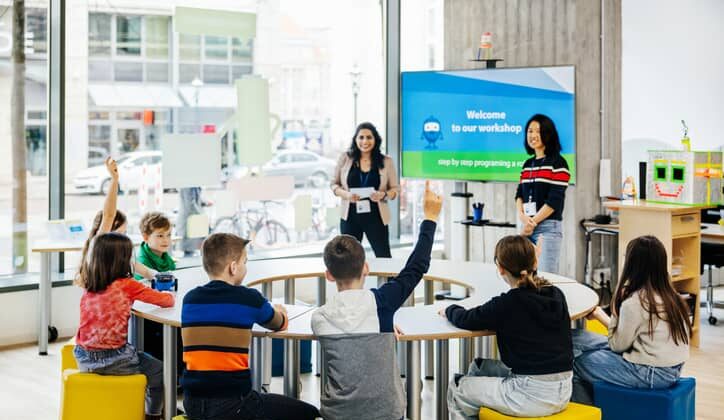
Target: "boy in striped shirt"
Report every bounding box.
[181,233,320,420]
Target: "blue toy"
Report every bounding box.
[151,272,178,292]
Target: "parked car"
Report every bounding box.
[261,150,336,188]
[73,151,162,195]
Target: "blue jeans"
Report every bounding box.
[74,343,164,416]
[571,329,683,405]
[530,219,562,274]
[447,358,572,419]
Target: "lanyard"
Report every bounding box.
[359,170,371,187]
[528,157,545,202]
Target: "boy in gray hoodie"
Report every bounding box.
[311,181,442,420]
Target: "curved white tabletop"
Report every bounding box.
[132,257,599,340]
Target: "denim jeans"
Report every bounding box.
[571,329,683,405]
[183,391,320,420]
[447,358,572,419]
[530,219,562,274]
[74,343,164,416]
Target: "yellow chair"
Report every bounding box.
[585,318,608,336]
[60,342,78,373]
[479,403,601,420]
[59,369,147,420]
[172,416,190,420]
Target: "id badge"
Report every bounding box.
[356,200,371,214]
[523,201,537,217]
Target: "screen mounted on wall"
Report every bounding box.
[401,66,576,183]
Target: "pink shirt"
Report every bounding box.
[76,278,175,350]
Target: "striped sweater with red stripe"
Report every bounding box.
[515,154,571,221]
[181,280,287,398]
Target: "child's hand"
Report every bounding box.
[105,156,119,181]
[423,180,443,221]
[438,308,448,319]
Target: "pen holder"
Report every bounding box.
[472,204,484,223]
[152,272,178,292]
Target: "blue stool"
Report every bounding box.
[593,378,695,420]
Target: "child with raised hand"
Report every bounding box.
[571,235,690,404]
[76,157,156,288]
[441,235,573,419]
[181,233,320,420]
[74,232,175,420]
[311,180,443,420]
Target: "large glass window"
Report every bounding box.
[58,0,385,276]
[0,3,49,276]
[400,0,444,240]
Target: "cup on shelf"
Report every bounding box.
[472,202,484,223]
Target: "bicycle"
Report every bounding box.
[212,200,291,249]
[310,202,338,241]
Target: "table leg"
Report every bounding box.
[252,335,264,392]
[399,293,413,377]
[162,324,177,420]
[424,280,434,379]
[284,339,300,398]
[316,276,326,377]
[262,282,273,389]
[458,337,472,373]
[435,340,449,420]
[129,314,144,352]
[38,252,51,355]
[406,340,421,420]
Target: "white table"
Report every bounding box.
[131,258,598,420]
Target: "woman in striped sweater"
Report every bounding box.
[514,114,571,274]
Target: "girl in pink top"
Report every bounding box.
[74,232,174,420]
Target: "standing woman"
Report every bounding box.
[332,122,400,257]
[515,114,570,274]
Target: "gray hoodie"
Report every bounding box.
[311,220,437,420]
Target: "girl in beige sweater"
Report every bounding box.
[571,235,691,404]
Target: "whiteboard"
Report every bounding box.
[161,134,221,188]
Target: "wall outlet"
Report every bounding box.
[593,267,612,289]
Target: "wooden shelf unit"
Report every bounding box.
[604,200,710,347]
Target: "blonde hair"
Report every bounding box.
[494,235,550,289]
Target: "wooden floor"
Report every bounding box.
[2,291,723,419]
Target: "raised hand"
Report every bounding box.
[105,156,119,180]
[423,180,443,222]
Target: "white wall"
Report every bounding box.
[0,285,82,347]
[622,0,724,179]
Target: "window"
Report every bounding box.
[26,8,48,55]
[89,13,111,56]
[145,16,169,59]
[204,36,229,60]
[114,62,143,82]
[293,153,316,162]
[116,15,142,56]
[202,64,230,84]
[0,3,49,275]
